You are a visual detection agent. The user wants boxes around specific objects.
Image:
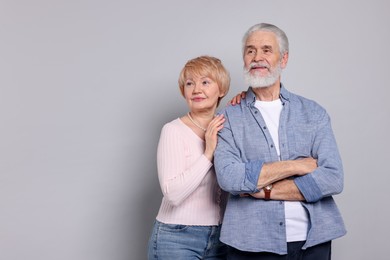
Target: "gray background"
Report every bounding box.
[1,0,389,259]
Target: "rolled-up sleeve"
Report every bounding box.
[294,111,344,203]
[214,110,263,195]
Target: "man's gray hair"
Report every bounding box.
[242,23,289,58]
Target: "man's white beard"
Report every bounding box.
[244,63,282,88]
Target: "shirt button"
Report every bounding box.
[279,222,283,226]
[279,201,283,205]
[270,144,274,148]
[254,110,258,114]
[263,126,267,130]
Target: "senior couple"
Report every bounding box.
[147,23,346,260]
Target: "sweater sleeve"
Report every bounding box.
[157,122,213,206]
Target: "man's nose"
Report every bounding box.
[253,52,264,62]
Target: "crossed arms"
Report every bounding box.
[244,158,317,201]
[214,105,344,203]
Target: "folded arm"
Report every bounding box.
[248,178,305,201]
[293,111,344,202]
[253,112,344,202]
[214,111,316,195]
[257,158,317,189]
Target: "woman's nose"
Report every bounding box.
[192,82,202,93]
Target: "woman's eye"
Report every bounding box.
[185,82,194,87]
[202,80,211,86]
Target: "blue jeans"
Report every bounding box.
[147,220,227,259]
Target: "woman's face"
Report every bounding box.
[183,74,223,113]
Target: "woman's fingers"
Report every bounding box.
[208,115,225,130]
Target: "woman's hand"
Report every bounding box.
[228,91,247,105]
[204,114,225,161]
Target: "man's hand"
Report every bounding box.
[294,157,317,176]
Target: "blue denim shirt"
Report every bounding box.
[214,85,346,254]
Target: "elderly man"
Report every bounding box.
[215,23,346,259]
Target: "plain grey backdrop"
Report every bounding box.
[1,0,389,259]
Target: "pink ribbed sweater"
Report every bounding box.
[155,118,226,226]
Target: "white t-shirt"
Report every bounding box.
[255,99,308,242]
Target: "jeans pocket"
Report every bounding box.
[158,222,189,233]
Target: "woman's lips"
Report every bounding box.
[191,97,205,102]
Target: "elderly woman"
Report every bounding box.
[147,56,230,259]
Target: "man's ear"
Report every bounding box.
[280,52,289,69]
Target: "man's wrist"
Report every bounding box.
[263,184,273,200]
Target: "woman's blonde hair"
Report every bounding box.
[178,56,230,106]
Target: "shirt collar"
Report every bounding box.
[245,83,290,107]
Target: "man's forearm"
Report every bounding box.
[257,160,297,188]
[271,179,305,201]
[257,158,317,189]
[250,179,305,201]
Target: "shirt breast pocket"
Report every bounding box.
[289,124,315,158]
